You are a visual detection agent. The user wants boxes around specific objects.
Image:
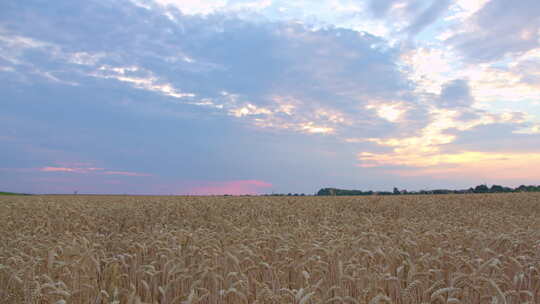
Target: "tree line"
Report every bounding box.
[317,184,540,196]
[0,191,30,196]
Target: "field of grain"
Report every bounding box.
[1,194,540,303]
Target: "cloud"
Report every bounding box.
[145,0,276,16]
[0,0,421,139]
[438,79,473,108]
[449,0,491,21]
[405,0,452,36]
[39,165,151,177]
[369,0,398,18]
[367,0,453,37]
[40,166,102,173]
[357,108,533,170]
[2,0,540,193]
[399,44,540,118]
[400,46,458,94]
[151,0,227,15]
[92,65,196,99]
[448,0,540,62]
[443,122,540,152]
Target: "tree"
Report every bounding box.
[473,184,489,193]
[490,185,513,193]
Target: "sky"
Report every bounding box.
[1,0,540,195]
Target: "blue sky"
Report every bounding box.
[1,0,540,194]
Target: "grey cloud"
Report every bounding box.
[369,0,399,18]
[368,0,452,36]
[455,110,481,122]
[449,0,540,62]
[1,0,425,139]
[3,0,538,193]
[0,0,438,194]
[442,123,540,153]
[438,79,473,108]
[512,60,540,86]
[405,0,452,35]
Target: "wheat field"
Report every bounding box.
[1,193,540,303]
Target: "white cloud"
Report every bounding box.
[218,93,341,135]
[400,46,458,95]
[152,0,228,15]
[0,66,14,72]
[92,65,196,99]
[67,52,106,66]
[0,33,57,65]
[230,103,272,117]
[514,123,540,135]
[448,0,491,21]
[356,108,530,168]
[400,42,540,129]
[366,102,406,123]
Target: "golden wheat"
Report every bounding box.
[1,193,540,303]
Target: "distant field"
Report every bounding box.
[1,194,540,303]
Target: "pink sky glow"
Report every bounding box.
[187,180,273,195]
[40,166,104,173]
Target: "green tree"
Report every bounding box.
[474,184,489,193]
